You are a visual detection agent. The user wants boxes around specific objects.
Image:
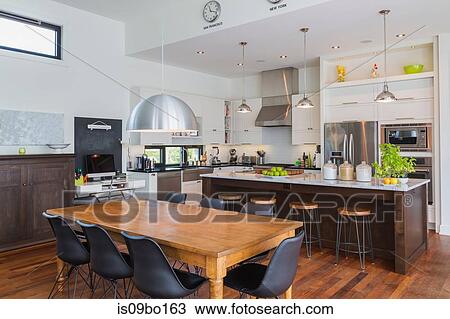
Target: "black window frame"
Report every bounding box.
[144,145,204,167]
[0,10,62,60]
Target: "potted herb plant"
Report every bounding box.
[372,144,416,185]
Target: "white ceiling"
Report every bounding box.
[52,0,450,78]
[51,0,159,22]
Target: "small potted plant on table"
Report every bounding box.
[373,144,416,185]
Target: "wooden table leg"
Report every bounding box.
[206,256,226,299]
[283,285,293,299]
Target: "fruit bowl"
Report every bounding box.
[403,64,424,74]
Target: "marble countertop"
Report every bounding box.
[201,172,429,192]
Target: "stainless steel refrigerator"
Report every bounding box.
[324,121,378,169]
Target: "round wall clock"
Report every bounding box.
[203,1,221,23]
[268,0,283,3]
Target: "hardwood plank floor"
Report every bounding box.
[1,231,449,299]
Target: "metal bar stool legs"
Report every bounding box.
[335,208,374,270]
[289,202,322,258]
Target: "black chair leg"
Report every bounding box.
[48,263,67,299]
[314,209,323,251]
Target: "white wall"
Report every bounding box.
[437,34,450,236]
[0,0,230,159]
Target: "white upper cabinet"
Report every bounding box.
[200,97,225,131]
[378,99,434,121]
[231,98,263,144]
[292,94,321,145]
[324,84,376,106]
[232,98,262,131]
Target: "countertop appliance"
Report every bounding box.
[381,123,432,152]
[229,148,238,164]
[324,121,378,171]
[211,146,221,165]
[241,155,257,165]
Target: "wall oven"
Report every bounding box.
[381,123,432,152]
[405,157,433,205]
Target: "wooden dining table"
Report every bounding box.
[47,200,302,299]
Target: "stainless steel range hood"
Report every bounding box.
[255,67,299,127]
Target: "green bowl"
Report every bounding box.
[404,64,424,74]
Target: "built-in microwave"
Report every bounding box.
[381,123,432,152]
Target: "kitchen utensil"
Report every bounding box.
[229,148,238,164]
[339,161,354,181]
[323,160,338,180]
[403,64,424,74]
[356,161,372,182]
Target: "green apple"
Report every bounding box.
[271,167,277,172]
[262,170,268,175]
[277,167,283,172]
[274,172,280,176]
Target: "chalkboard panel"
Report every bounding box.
[74,117,122,174]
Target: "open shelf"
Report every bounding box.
[325,72,434,89]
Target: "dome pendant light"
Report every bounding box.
[375,9,397,103]
[237,42,252,113]
[127,25,198,132]
[296,27,314,109]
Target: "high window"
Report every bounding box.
[0,11,62,60]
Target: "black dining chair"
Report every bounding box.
[200,197,225,210]
[122,232,207,299]
[77,221,133,299]
[224,231,304,299]
[164,192,187,204]
[42,212,91,299]
[238,202,275,264]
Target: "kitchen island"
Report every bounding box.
[202,172,430,274]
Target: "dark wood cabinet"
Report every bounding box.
[0,155,75,252]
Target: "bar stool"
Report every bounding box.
[335,207,374,270]
[289,202,322,258]
[249,196,277,216]
[217,193,244,212]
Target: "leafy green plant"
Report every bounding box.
[372,144,416,178]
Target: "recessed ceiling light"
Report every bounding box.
[237,63,244,66]
[280,55,288,59]
[196,50,206,55]
[360,39,373,44]
[331,45,340,49]
[396,33,406,38]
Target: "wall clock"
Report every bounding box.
[203,1,221,23]
[268,0,283,3]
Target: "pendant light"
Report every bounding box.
[296,27,314,109]
[127,25,198,132]
[237,42,252,113]
[375,9,397,103]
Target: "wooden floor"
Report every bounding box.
[1,231,450,299]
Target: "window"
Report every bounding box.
[144,145,203,167]
[187,147,202,163]
[165,147,182,166]
[144,148,163,165]
[0,11,62,60]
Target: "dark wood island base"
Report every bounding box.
[202,175,429,275]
